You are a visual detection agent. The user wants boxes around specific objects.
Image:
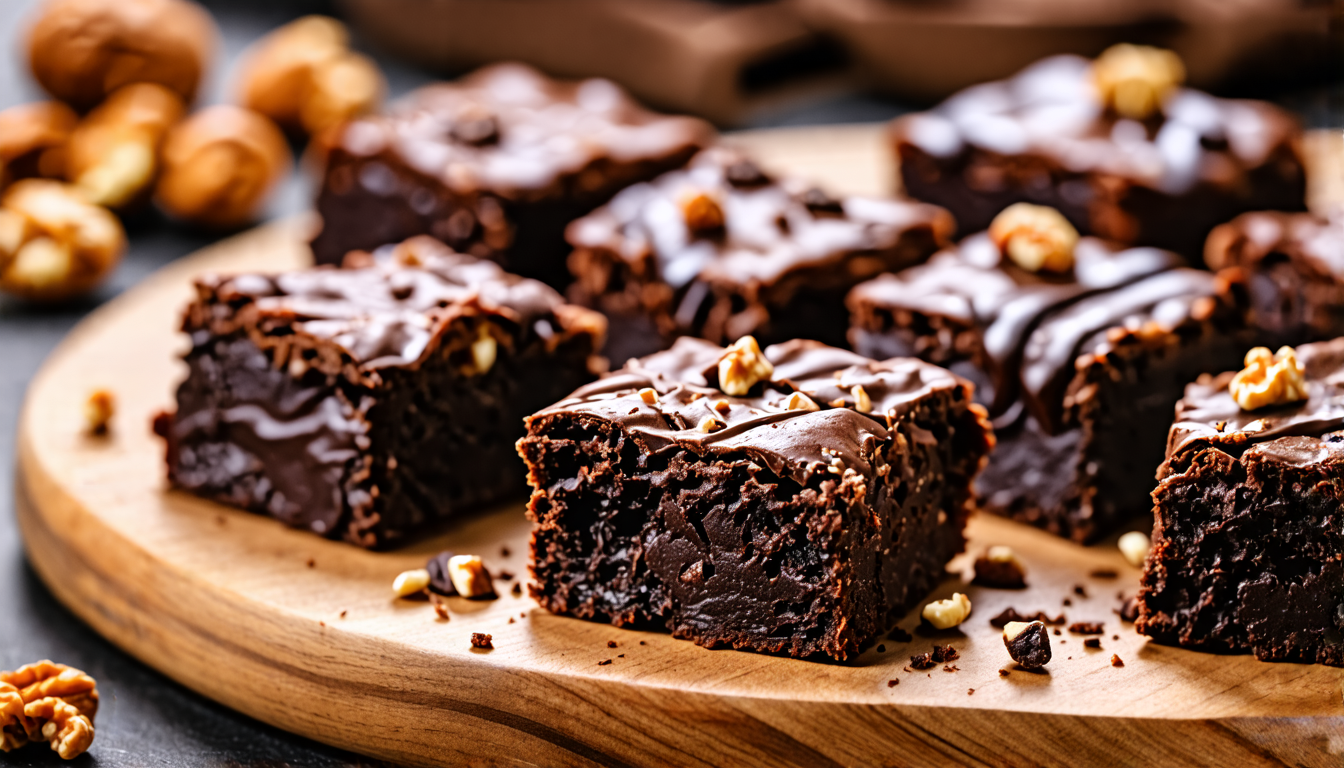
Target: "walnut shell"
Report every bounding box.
[26,0,217,110]
[0,179,126,301]
[154,105,291,228]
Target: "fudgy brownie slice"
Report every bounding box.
[848,223,1250,542]
[891,50,1306,257]
[1138,339,1344,666]
[517,337,993,660]
[566,147,953,362]
[310,62,713,286]
[1204,210,1344,347]
[160,236,606,548]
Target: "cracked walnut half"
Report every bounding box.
[0,661,98,760]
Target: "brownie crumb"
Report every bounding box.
[306,559,316,569]
[511,582,523,596]
[597,659,613,666]
[1111,654,1125,667]
[1116,594,1140,622]
[498,570,515,581]
[508,617,515,624]
[998,668,1010,677]
[1053,628,1061,636]
[1069,622,1104,635]
[339,609,347,619]
[931,644,959,663]
[942,665,959,672]
[639,640,646,645]
[1073,584,1088,598]
[433,602,450,621]
[990,608,1066,627]
[471,633,493,649]
[1089,569,1119,579]
[519,612,526,618]
[500,546,511,557]
[909,653,936,670]
[967,688,975,695]
[972,547,1027,589]
[888,626,913,643]
[607,640,618,648]
[887,679,899,688]
[1062,598,1072,606]
[1112,634,1119,641]
[1003,620,1051,669]
[618,654,624,658]
[877,644,887,653]
[1084,638,1102,649]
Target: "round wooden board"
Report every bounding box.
[17,125,1344,768]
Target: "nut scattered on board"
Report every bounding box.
[1229,346,1308,412]
[0,179,127,301]
[26,0,218,111]
[718,336,774,396]
[1091,43,1185,121]
[447,555,497,599]
[392,568,431,598]
[0,101,77,186]
[154,105,291,228]
[84,389,114,435]
[1117,531,1151,568]
[972,545,1027,589]
[65,83,185,209]
[0,661,98,760]
[1002,620,1052,669]
[680,191,725,236]
[235,15,385,135]
[988,203,1079,274]
[922,592,972,630]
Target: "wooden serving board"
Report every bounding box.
[16,126,1344,768]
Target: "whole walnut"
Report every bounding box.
[26,0,218,111]
[0,179,126,301]
[66,83,186,209]
[235,15,385,135]
[154,105,291,228]
[0,101,77,186]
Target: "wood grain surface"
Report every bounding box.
[16,125,1344,768]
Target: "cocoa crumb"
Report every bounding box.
[877,644,886,653]
[888,626,913,643]
[887,679,899,687]
[339,609,347,619]
[942,665,959,672]
[967,688,974,695]
[639,640,646,645]
[998,668,1010,677]
[607,640,618,648]
[508,617,515,624]
[1089,569,1118,579]
[1113,634,1119,641]
[1073,584,1088,598]
[1069,621,1104,635]
[931,644,959,663]
[618,654,624,658]
[1084,638,1101,649]
[1111,654,1124,667]
[1053,628,1061,636]
[500,546,511,557]
[497,570,515,581]
[909,653,935,670]
[470,633,493,649]
[597,659,612,666]
[511,583,522,596]
[306,558,316,568]
[1062,597,1072,606]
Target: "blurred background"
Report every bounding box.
[0,0,1338,765]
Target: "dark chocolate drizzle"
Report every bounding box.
[537,337,970,484]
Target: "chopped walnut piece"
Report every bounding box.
[989,203,1079,274]
[84,389,114,435]
[922,592,971,629]
[717,336,774,396]
[392,568,430,598]
[0,661,98,759]
[469,325,498,375]
[697,415,725,433]
[852,385,872,413]
[784,391,819,412]
[680,191,725,236]
[1092,44,1185,120]
[638,387,659,405]
[1118,531,1151,568]
[1229,346,1308,411]
[0,682,27,753]
[24,697,94,760]
[447,555,497,599]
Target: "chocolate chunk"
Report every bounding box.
[426,550,458,596]
[1084,638,1102,649]
[1003,621,1052,669]
[909,653,936,670]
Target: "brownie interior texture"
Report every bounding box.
[164,237,604,548]
[518,338,992,660]
[1138,339,1344,666]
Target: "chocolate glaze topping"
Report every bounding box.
[848,233,1212,430]
[330,63,711,202]
[195,236,601,378]
[1166,338,1344,466]
[568,147,953,291]
[537,337,971,484]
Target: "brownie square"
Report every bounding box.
[848,231,1250,542]
[566,147,953,362]
[160,236,606,548]
[891,54,1307,257]
[1138,339,1344,666]
[517,336,993,660]
[310,63,713,287]
[1204,210,1344,347]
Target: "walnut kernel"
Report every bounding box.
[697,415,725,433]
[470,325,497,374]
[393,568,430,598]
[1229,346,1308,411]
[66,83,185,208]
[0,661,98,759]
[1092,44,1185,121]
[922,592,972,629]
[0,682,26,753]
[1117,531,1151,568]
[84,389,114,435]
[988,203,1078,274]
[785,391,819,411]
[446,555,496,599]
[155,105,291,227]
[0,179,126,301]
[0,101,78,185]
[852,384,872,413]
[718,336,774,396]
[235,16,385,135]
[27,0,217,110]
[638,387,660,405]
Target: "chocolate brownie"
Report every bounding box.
[516,337,993,660]
[160,236,605,548]
[891,54,1306,257]
[848,231,1250,542]
[1204,210,1344,347]
[1138,339,1344,666]
[310,63,713,287]
[566,147,953,362]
